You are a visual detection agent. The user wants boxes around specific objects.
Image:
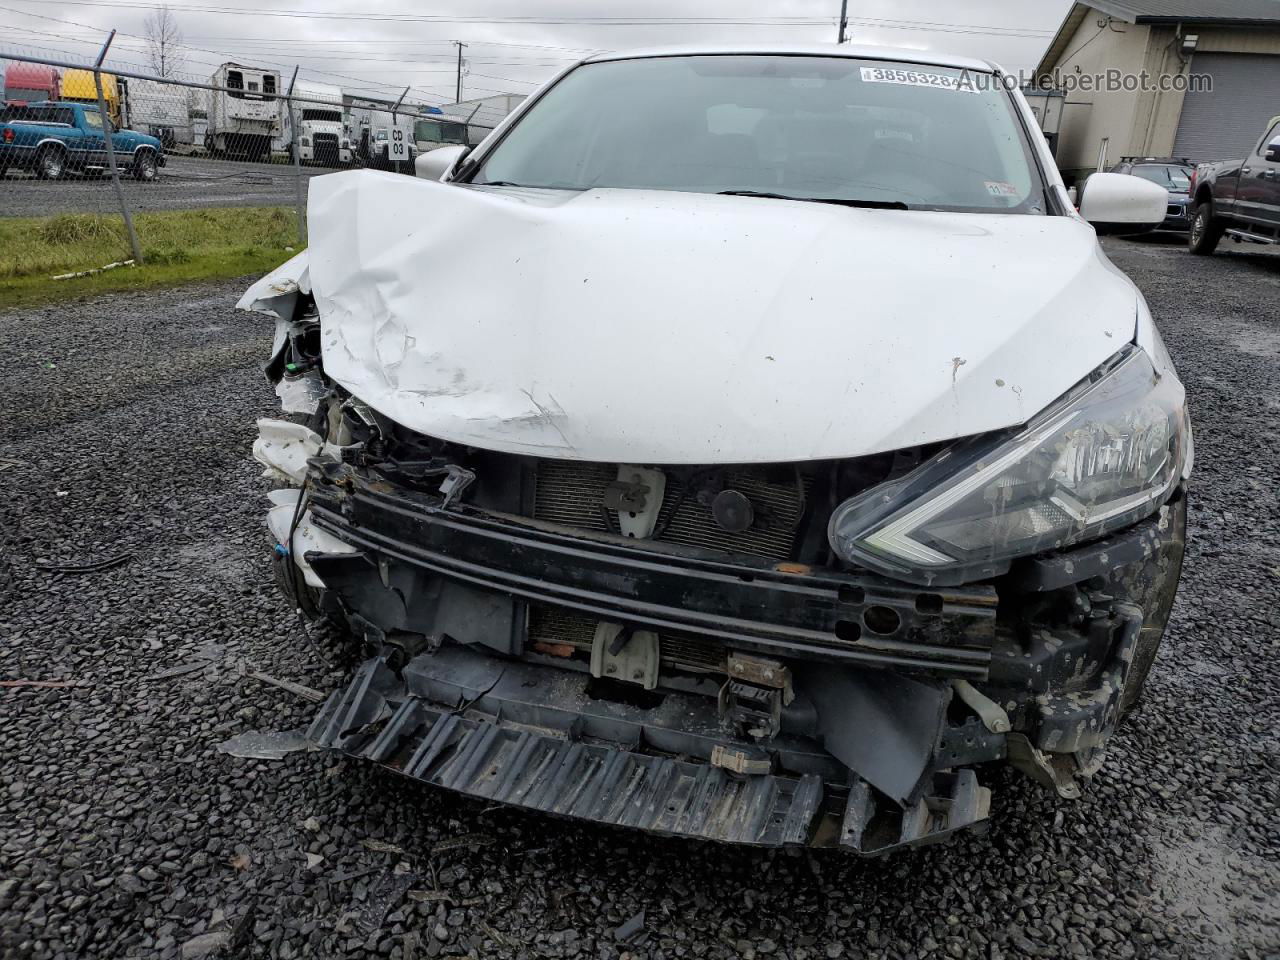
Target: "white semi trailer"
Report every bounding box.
[126,77,194,147]
[281,80,349,166]
[205,62,281,161]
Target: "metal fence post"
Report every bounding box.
[93,30,144,265]
[285,65,306,246]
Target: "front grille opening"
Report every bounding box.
[533,460,812,562]
[585,676,665,710]
[527,604,728,676]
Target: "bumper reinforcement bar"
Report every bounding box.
[308,480,998,677]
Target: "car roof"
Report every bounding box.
[582,43,998,74]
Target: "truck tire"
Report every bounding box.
[35,145,65,180]
[1189,202,1226,255]
[132,150,159,182]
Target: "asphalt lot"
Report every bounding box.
[0,154,342,217]
[0,236,1278,960]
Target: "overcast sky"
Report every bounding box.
[2,0,1073,112]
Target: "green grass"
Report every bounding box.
[0,207,301,306]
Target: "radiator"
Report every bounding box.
[532,459,809,562]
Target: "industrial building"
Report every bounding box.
[1035,0,1280,181]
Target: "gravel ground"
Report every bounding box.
[1,236,1278,960]
[0,155,340,217]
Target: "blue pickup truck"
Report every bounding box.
[0,100,166,181]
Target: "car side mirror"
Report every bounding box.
[415,143,468,181]
[1077,172,1167,235]
[1266,137,1280,163]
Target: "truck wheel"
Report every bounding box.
[1189,202,1225,255]
[35,146,65,180]
[132,151,158,182]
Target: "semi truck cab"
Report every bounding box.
[3,62,61,104]
[61,69,127,129]
[285,81,350,167]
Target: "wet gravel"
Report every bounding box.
[1,237,1278,960]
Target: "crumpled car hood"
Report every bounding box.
[242,170,1138,463]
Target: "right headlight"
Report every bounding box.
[828,346,1190,585]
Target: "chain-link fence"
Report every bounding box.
[1,45,493,282]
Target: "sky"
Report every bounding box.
[1,0,1074,118]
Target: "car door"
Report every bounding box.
[49,106,88,168]
[1236,120,1280,227]
[109,125,136,168]
[1257,119,1280,229]
[80,105,109,169]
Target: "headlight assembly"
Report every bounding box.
[828,346,1189,585]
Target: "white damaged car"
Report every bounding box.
[240,45,1190,854]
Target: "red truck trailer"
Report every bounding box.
[3,62,61,104]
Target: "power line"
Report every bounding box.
[2,0,1054,38]
[1,0,837,26]
[846,15,1053,36]
[0,3,459,103]
[4,27,571,69]
[178,37,602,53]
[468,73,543,86]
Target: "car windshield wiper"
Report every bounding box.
[717,190,909,210]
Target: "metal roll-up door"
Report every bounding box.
[1173,53,1280,161]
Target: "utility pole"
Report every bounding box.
[837,0,849,43]
[454,41,467,103]
[285,65,305,245]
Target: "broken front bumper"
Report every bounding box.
[283,461,1184,854]
[309,648,990,853]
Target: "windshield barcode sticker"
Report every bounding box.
[859,67,980,93]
